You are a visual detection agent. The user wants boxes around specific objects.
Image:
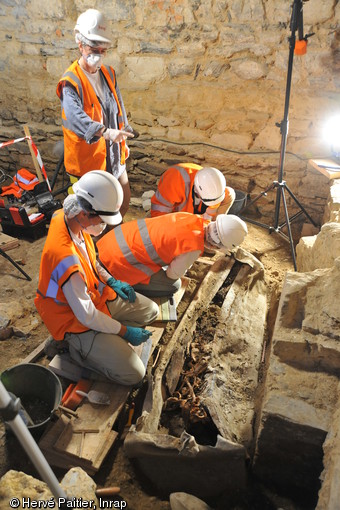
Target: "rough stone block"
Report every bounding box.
[254,397,327,508]
[297,223,340,272]
[233,60,268,80]
[0,467,97,508]
[126,56,166,85]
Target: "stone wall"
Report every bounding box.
[0,0,339,225]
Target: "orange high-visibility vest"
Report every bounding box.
[150,163,202,217]
[1,168,39,198]
[97,212,205,285]
[56,61,128,178]
[34,210,116,340]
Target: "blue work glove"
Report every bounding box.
[123,326,152,346]
[107,277,136,303]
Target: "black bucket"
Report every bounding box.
[229,190,247,216]
[1,363,62,433]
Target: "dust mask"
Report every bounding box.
[86,53,103,69]
[84,223,106,236]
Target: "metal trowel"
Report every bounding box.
[75,389,110,405]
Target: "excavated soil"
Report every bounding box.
[0,202,297,509]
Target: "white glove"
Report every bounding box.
[102,128,134,143]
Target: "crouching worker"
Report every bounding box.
[150,163,236,221]
[34,171,158,386]
[96,212,248,298]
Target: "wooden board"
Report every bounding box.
[39,380,128,474]
[21,339,48,364]
[308,158,340,179]
[0,232,20,252]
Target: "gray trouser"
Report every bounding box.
[133,268,181,298]
[66,292,159,386]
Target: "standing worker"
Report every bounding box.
[96,212,248,297]
[34,171,158,386]
[150,163,236,221]
[56,9,134,217]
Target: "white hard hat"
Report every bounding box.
[214,214,248,250]
[74,9,111,44]
[73,171,123,225]
[194,167,226,207]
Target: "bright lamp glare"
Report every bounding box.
[323,115,340,147]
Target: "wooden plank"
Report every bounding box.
[21,339,48,364]
[93,430,118,467]
[39,415,99,474]
[308,158,340,179]
[54,422,74,452]
[39,379,129,473]
[0,232,17,244]
[196,256,216,265]
[0,232,20,252]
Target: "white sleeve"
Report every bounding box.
[166,250,201,280]
[96,259,112,282]
[62,272,121,335]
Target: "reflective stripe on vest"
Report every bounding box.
[152,165,192,213]
[62,71,83,104]
[150,202,173,213]
[45,254,80,300]
[137,219,167,267]
[151,191,173,213]
[16,173,39,187]
[36,288,68,306]
[175,165,192,210]
[114,225,155,278]
[60,71,83,133]
[111,219,169,279]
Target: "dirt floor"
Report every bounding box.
[0,202,296,510]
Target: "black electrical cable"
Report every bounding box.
[132,137,322,163]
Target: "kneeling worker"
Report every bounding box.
[34,171,158,386]
[150,163,235,221]
[96,212,248,298]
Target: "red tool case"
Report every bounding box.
[0,198,47,240]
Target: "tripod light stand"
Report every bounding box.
[240,0,317,271]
